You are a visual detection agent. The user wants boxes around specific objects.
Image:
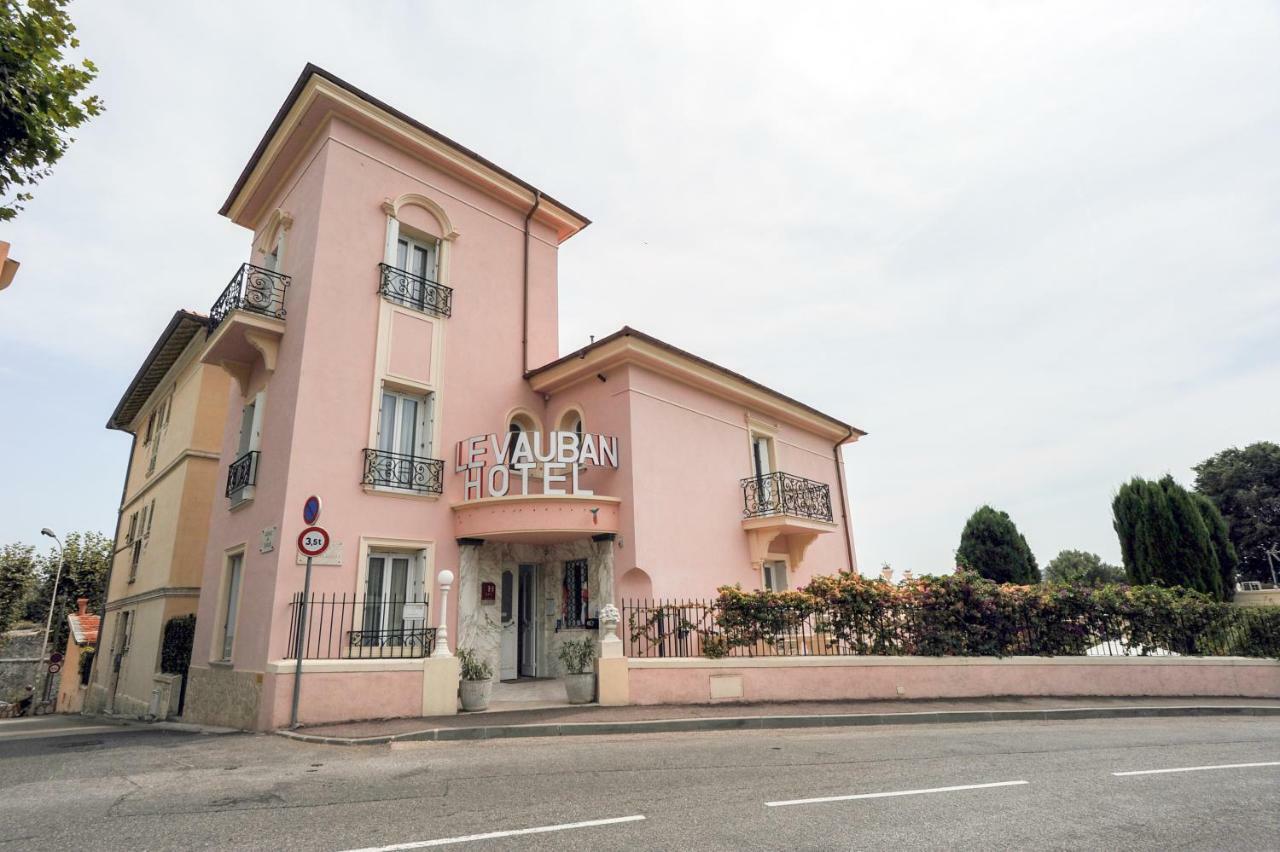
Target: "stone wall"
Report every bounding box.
[0,628,61,705]
[183,665,263,729]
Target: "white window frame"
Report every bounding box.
[377,388,435,461]
[395,233,439,283]
[229,390,265,506]
[218,551,245,662]
[763,559,789,592]
[362,550,426,632]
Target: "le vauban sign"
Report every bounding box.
[456,430,619,500]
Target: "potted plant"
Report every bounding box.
[557,637,596,704]
[458,648,493,712]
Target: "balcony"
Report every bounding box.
[378,263,452,318]
[740,471,837,572]
[741,472,833,522]
[362,448,444,496]
[201,263,290,396]
[210,263,289,330]
[226,450,259,500]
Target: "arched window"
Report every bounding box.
[508,411,538,435]
[557,406,584,438]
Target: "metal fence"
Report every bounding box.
[621,597,1280,660]
[286,593,435,660]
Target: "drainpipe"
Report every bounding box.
[521,190,542,375]
[833,428,856,572]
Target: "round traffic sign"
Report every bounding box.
[303,495,322,525]
[48,663,61,674]
[297,525,330,557]
[49,652,64,665]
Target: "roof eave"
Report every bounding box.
[219,64,590,240]
[527,327,866,442]
[107,311,207,432]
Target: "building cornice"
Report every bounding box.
[105,586,200,611]
[221,65,589,242]
[528,328,865,443]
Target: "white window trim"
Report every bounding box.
[229,390,266,507]
[215,549,246,664]
[762,558,790,593]
[354,538,434,635]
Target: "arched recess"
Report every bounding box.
[555,404,585,437]
[382,193,459,241]
[617,567,653,604]
[252,209,293,268]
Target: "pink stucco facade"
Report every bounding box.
[626,658,1280,705]
[182,66,861,730]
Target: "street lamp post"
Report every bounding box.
[36,528,67,710]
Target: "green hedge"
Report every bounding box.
[696,571,1280,659]
[160,614,196,674]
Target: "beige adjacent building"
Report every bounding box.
[86,311,231,717]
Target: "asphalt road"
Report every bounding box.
[1,713,1277,851]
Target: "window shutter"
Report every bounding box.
[127,512,138,544]
[146,500,155,537]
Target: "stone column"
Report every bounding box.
[455,539,484,652]
[592,534,617,610]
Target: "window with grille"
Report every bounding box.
[562,560,589,628]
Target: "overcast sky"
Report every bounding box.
[2,1,1277,575]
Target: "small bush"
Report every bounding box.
[457,648,492,681]
[160,615,196,674]
[557,637,595,674]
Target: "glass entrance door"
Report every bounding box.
[517,564,538,677]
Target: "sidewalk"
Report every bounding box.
[280,695,1280,746]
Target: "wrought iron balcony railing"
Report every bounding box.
[362,448,444,495]
[226,450,259,498]
[741,471,833,523]
[377,263,453,318]
[287,593,435,660]
[209,263,290,330]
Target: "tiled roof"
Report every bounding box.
[107,310,207,431]
[67,612,100,646]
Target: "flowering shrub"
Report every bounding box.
[667,570,1280,659]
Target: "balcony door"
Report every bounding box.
[397,235,437,283]
[363,552,422,646]
[378,390,435,460]
[751,434,776,512]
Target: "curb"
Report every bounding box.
[275,704,1280,747]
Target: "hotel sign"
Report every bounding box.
[456,431,619,500]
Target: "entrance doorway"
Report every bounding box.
[512,562,537,675]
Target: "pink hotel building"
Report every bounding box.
[181,65,864,730]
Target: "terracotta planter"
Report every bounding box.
[563,672,596,705]
[460,678,492,712]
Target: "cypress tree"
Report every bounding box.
[1191,492,1238,601]
[956,505,1039,584]
[1112,475,1228,600]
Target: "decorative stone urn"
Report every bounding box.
[459,678,492,712]
[558,636,597,705]
[563,673,595,705]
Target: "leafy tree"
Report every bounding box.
[24,531,110,650]
[1193,442,1280,583]
[0,543,37,638]
[1042,550,1125,586]
[956,505,1039,584]
[0,0,103,220]
[1112,475,1227,600]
